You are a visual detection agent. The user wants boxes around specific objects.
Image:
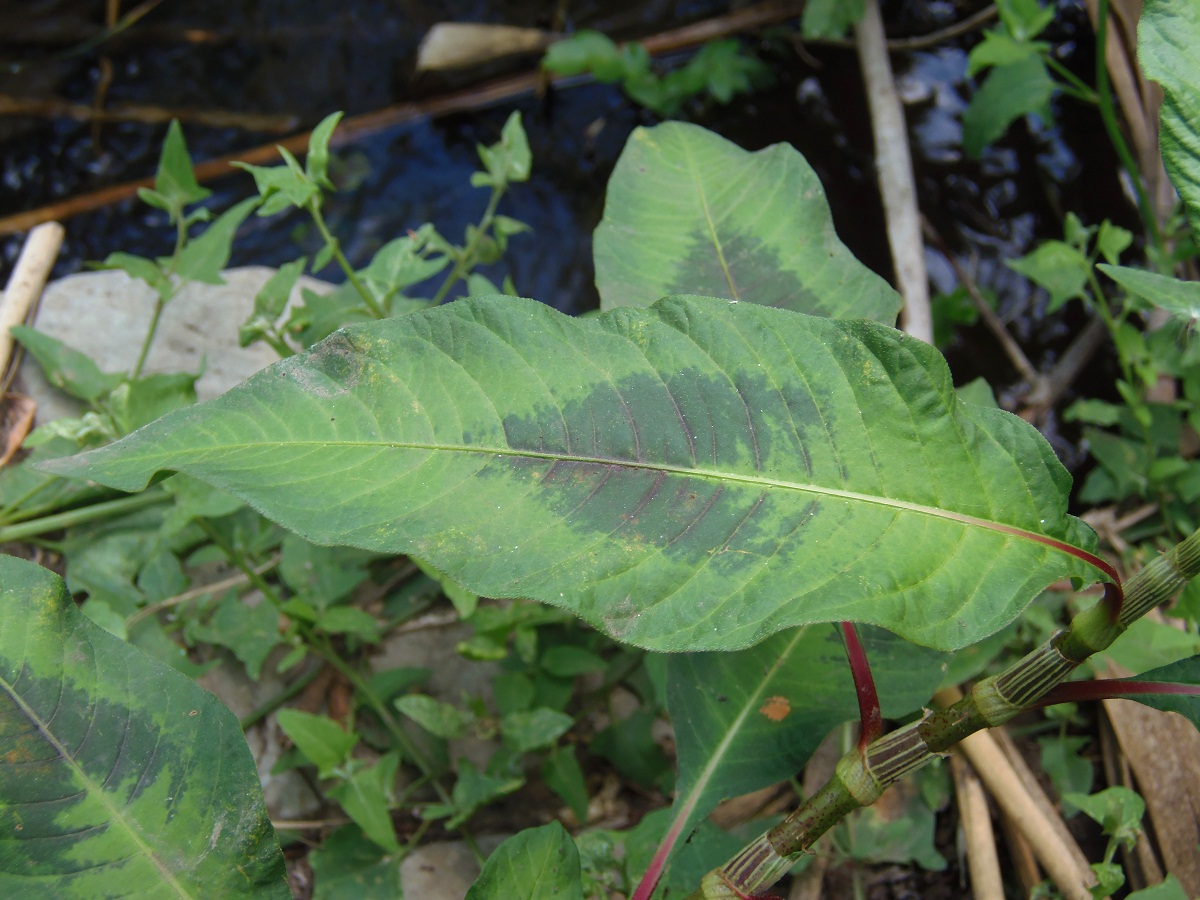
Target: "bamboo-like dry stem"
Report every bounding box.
[855,0,932,344]
[957,730,1096,899]
[1,222,65,388]
[950,753,1003,900]
[683,528,1200,899]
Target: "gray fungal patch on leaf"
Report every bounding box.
[279,331,366,399]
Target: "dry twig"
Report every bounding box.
[855,0,932,343]
[951,753,1003,900]
[1,222,65,390]
[0,1,802,237]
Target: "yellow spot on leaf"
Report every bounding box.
[759,695,791,722]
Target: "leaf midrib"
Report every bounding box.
[681,132,739,300]
[129,437,1088,560]
[0,674,193,898]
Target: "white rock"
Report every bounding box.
[15,266,331,423]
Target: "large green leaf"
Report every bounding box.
[1140,0,1200,234]
[0,555,288,898]
[593,122,901,322]
[46,295,1102,652]
[655,625,945,880]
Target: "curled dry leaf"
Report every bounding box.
[0,392,36,466]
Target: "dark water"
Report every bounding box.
[2,0,1132,454]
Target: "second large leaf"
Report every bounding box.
[48,295,1101,651]
[593,122,901,322]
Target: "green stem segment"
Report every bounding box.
[0,489,169,542]
[308,200,385,318]
[686,528,1200,899]
[430,185,504,306]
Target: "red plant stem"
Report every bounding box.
[631,808,691,900]
[840,621,883,749]
[1036,678,1200,707]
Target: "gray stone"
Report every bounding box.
[15,266,330,423]
[399,835,507,900]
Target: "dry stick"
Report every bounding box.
[855,0,932,343]
[920,216,1042,386]
[0,0,803,238]
[941,689,1095,897]
[811,5,1000,52]
[955,730,1096,900]
[1020,316,1110,416]
[0,94,300,133]
[684,529,1200,900]
[989,725,1092,878]
[0,222,65,388]
[949,753,1004,900]
[996,811,1043,895]
[124,554,282,630]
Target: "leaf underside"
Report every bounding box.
[46,295,1101,652]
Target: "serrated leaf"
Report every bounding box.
[44,295,1104,653]
[0,556,288,897]
[1140,0,1200,235]
[594,122,901,320]
[465,821,583,900]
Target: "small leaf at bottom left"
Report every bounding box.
[0,554,288,897]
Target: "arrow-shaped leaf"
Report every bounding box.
[46,295,1103,652]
